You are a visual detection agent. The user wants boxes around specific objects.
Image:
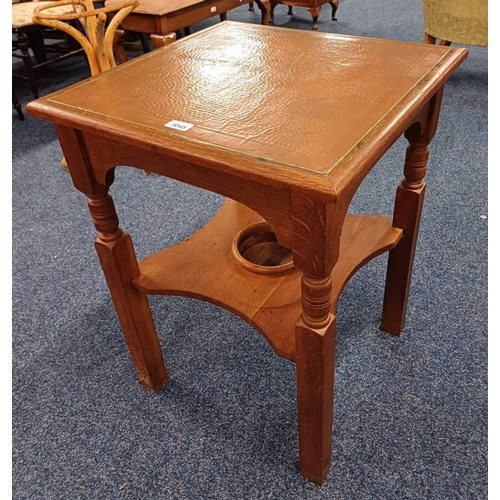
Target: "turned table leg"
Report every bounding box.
[292,193,347,484]
[88,192,168,392]
[296,275,336,484]
[380,136,427,335]
[381,92,443,335]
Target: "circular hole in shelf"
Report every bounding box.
[232,222,294,274]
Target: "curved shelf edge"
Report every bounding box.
[132,199,403,361]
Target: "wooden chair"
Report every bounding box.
[32,0,140,169]
[32,0,139,76]
[12,0,84,117]
[421,0,487,46]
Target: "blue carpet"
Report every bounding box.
[12,0,487,498]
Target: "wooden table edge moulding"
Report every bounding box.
[26,22,468,485]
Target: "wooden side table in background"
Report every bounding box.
[105,0,270,59]
[27,22,468,484]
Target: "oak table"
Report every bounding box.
[27,21,467,484]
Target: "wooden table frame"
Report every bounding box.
[27,22,467,484]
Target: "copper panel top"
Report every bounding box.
[28,22,467,189]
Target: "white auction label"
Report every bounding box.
[165,120,194,131]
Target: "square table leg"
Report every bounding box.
[381,90,444,335]
[291,193,348,484]
[296,279,336,484]
[88,192,168,392]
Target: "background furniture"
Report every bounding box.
[269,0,337,29]
[27,21,467,485]
[421,0,487,46]
[32,0,139,76]
[31,0,139,171]
[12,0,83,116]
[13,89,24,120]
[105,0,270,62]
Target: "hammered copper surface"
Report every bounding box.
[43,22,455,174]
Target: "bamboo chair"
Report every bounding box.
[32,0,140,169]
[32,0,139,76]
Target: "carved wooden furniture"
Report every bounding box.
[269,0,337,29]
[27,21,467,484]
[32,0,139,76]
[104,0,270,63]
[422,0,487,46]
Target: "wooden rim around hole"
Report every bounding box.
[231,222,294,274]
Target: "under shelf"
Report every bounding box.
[132,199,403,360]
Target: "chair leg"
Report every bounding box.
[138,33,151,53]
[329,0,338,20]
[424,32,451,45]
[13,89,25,121]
[16,31,39,99]
[423,32,436,44]
[26,29,48,75]
[113,29,128,64]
